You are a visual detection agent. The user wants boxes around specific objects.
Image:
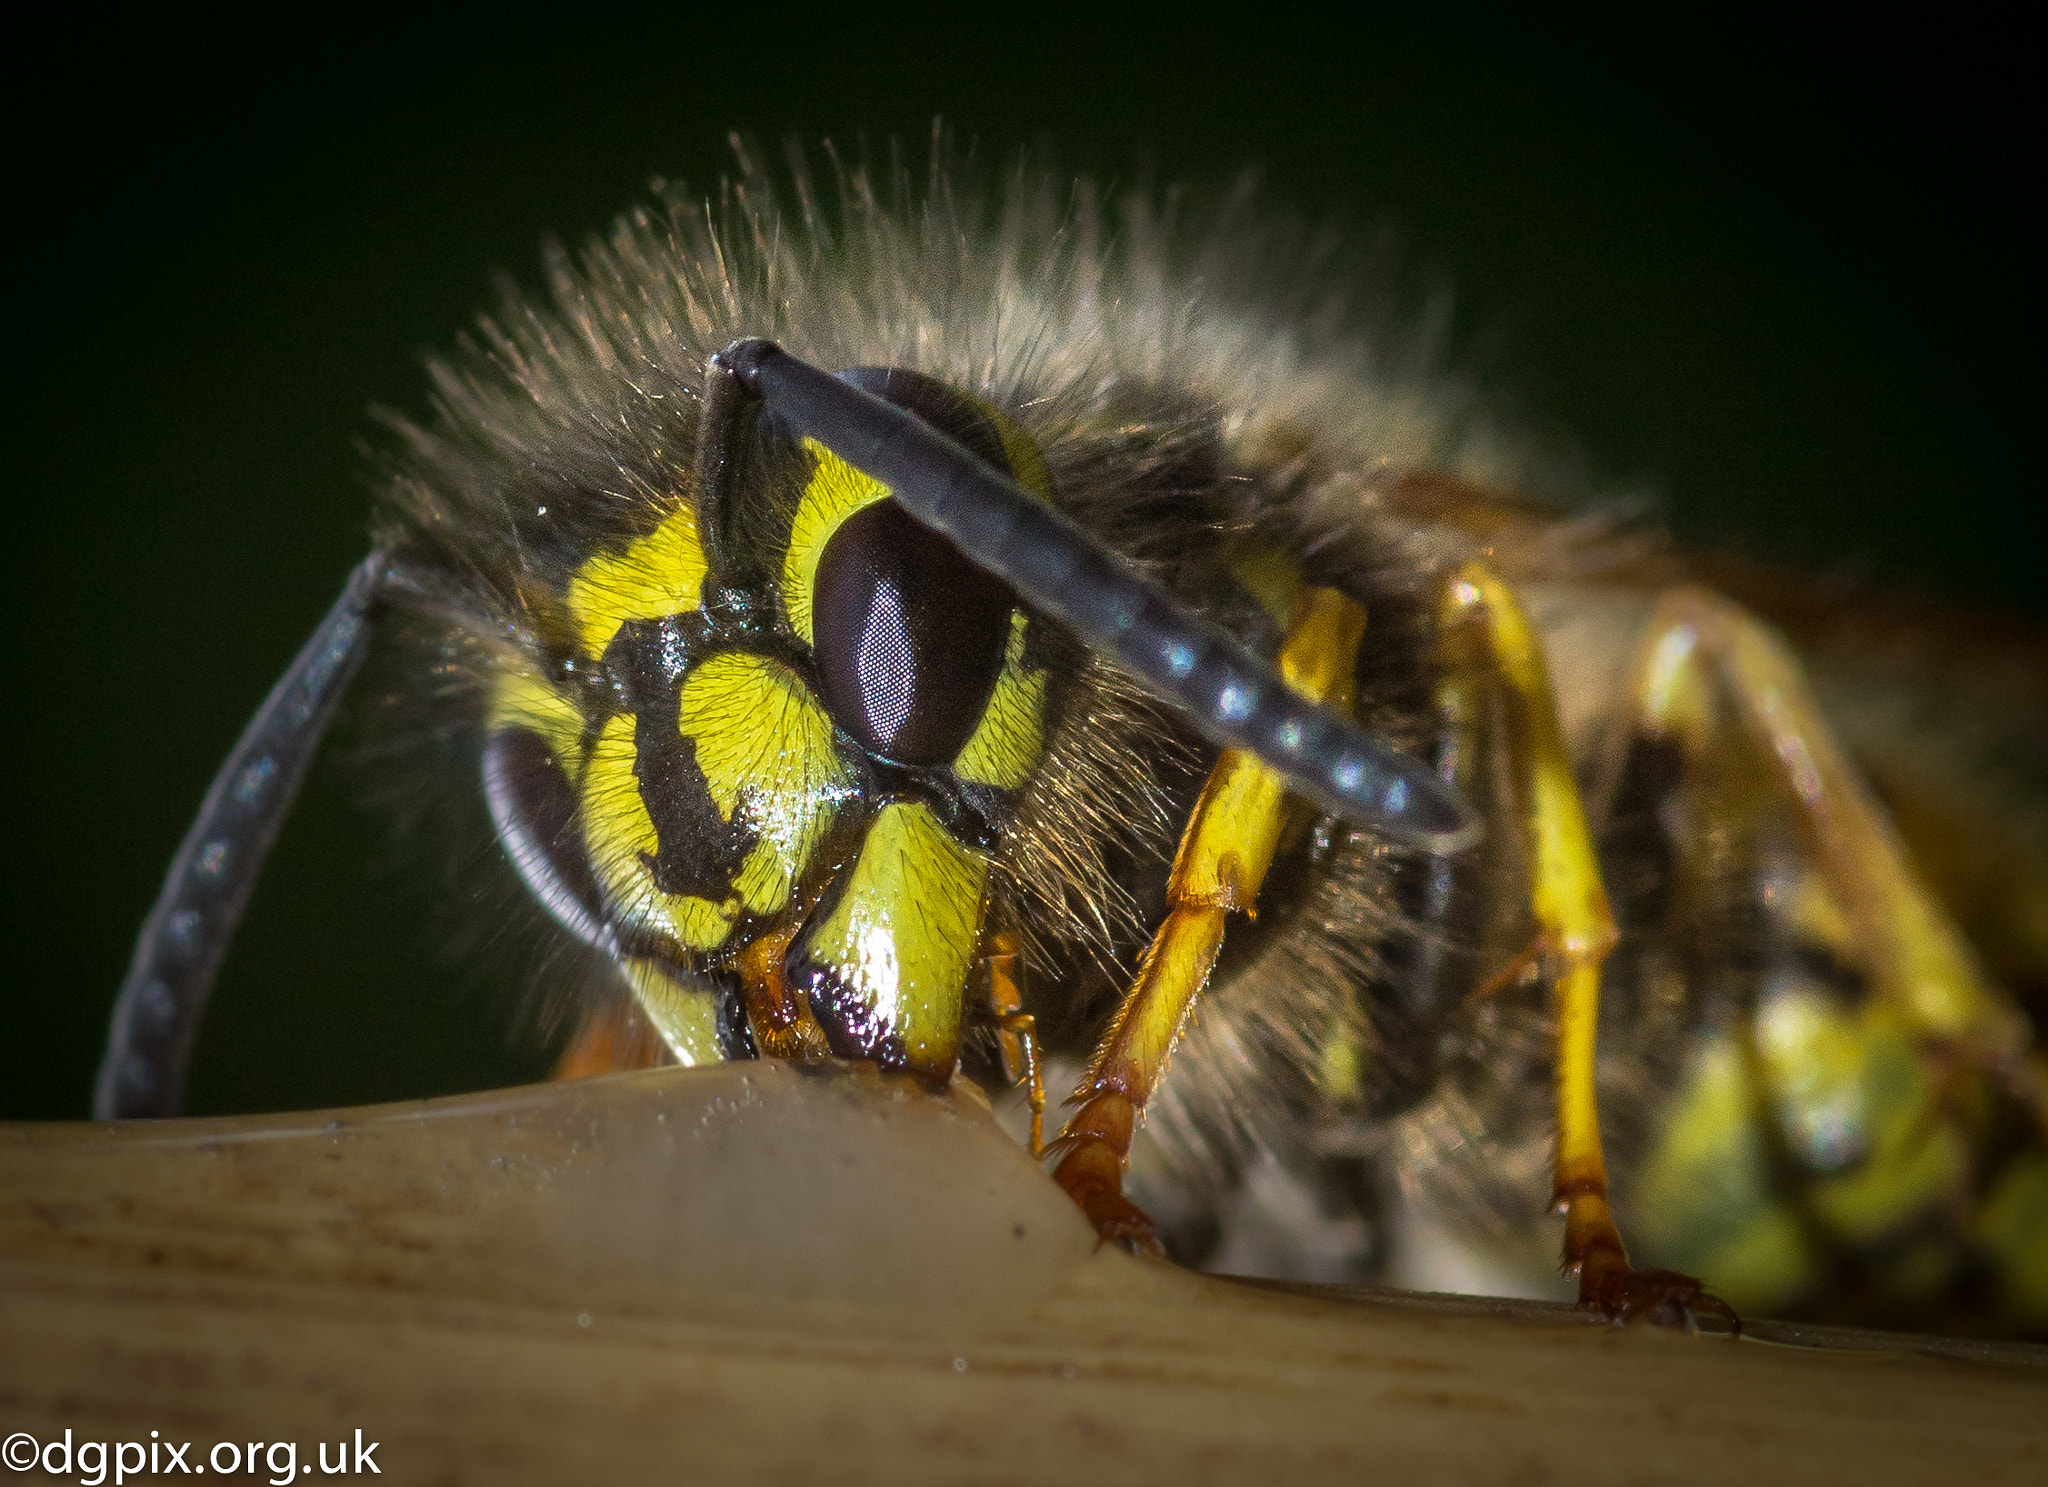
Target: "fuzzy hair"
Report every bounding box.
[363,135,1629,1278]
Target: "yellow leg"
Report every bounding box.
[1047,587,1369,1250]
[1617,587,2044,1136]
[1443,564,1736,1328]
[985,929,1046,1159]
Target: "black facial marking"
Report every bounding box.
[860,764,1003,854]
[632,691,757,902]
[603,613,716,705]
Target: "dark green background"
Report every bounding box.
[4,16,2037,1119]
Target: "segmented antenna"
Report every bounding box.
[98,347,1478,1118]
[723,339,1480,853]
[95,553,392,1119]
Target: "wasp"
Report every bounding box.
[96,142,2048,1336]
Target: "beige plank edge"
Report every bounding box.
[1,1064,2041,1485]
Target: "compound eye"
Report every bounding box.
[811,498,1013,766]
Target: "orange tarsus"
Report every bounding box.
[1048,1092,1164,1256]
[1042,587,1370,1257]
[984,930,1046,1157]
[1000,1011,1046,1159]
[552,1001,671,1081]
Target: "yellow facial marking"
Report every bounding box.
[487,662,587,783]
[782,438,890,646]
[621,956,725,1067]
[678,651,854,916]
[975,398,1054,499]
[580,714,731,952]
[952,612,1047,789]
[567,504,710,658]
[729,841,795,918]
[805,802,990,1077]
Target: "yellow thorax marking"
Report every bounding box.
[782,439,890,646]
[805,802,990,1077]
[677,652,853,916]
[567,504,710,659]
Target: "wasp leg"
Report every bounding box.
[554,955,729,1077]
[1463,934,1550,1008]
[985,929,1046,1159]
[1613,586,2045,1140]
[1048,588,1369,1253]
[1442,564,1737,1330]
[553,997,672,1080]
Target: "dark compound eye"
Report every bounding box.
[811,497,1013,766]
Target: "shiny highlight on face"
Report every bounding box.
[481,367,1052,1082]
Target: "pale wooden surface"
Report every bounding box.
[1,1064,2041,1485]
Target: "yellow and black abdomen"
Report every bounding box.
[1597,600,2048,1335]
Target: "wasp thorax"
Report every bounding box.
[811,497,1013,765]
